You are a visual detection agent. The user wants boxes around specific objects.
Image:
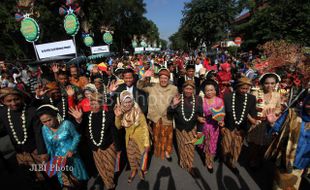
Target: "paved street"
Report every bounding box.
[88,141,308,190]
[1,142,309,190]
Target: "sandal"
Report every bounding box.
[138,170,145,180]
[128,170,137,183]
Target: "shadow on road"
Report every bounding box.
[137,180,150,190]
[192,168,212,190]
[153,166,176,190]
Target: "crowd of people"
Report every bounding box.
[0,50,309,190]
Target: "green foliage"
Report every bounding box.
[169,30,188,50]
[0,0,161,60]
[234,0,310,48]
[170,0,241,50]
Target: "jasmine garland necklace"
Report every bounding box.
[50,97,66,118]
[7,106,28,144]
[88,109,106,146]
[232,92,248,125]
[181,94,196,122]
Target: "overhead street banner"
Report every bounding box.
[134,47,144,53]
[91,45,110,54]
[35,40,76,59]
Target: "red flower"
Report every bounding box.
[256,108,263,112]
[257,99,263,103]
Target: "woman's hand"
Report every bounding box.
[114,105,122,117]
[66,85,75,96]
[218,121,225,127]
[266,108,277,124]
[197,116,206,124]
[69,106,83,123]
[109,80,119,93]
[196,132,203,139]
[66,151,73,158]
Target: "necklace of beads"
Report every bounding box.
[232,92,248,125]
[50,97,66,118]
[7,106,27,144]
[88,110,106,146]
[181,94,196,122]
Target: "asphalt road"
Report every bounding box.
[1,144,309,190]
[88,144,309,190]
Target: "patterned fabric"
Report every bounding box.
[265,109,310,170]
[221,129,244,167]
[45,156,67,177]
[137,81,178,125]
[200,97,223,157]
[273,168,303,190]
[61,170,79,187]
[153,119,173,159]
[248,90,281,146]
[16,151,45,181]
[42,120,88,185]
[127,139,148,172]
[92,143,116,190]
[175,128,196,171]
[115,113,150,154]
[119,90,142,128]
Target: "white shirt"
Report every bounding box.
[195,64,203,78]
[126,86,133,94]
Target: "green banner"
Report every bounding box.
[64,13,79,36]
[103,32,113,45]
[20,17,40,42]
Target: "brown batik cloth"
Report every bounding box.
[152,119,173,159]
[92,143,116,190]
[175,128,196,171]
[61,170,79,188]
[127,138,145,172]
[16,150,45,181]
[273,168,303,190]
[221,128,244,167]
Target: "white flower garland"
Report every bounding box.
[88,110,106,146]
[232,93,248,125]
[181,94,196,122]
[50,97,66,118]
[7,106,27,144]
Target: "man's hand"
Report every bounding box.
[51,63,59,73]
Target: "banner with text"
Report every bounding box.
[91,45,110,54]
[36,40,76,59]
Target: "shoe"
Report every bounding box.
[207,166,214,173]
[189,168,198,178]
[128,170,137,183]
[166,156,172,162]
[230,167,240,175]
[138,170,145,180]
[165,152,172,162]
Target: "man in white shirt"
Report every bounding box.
[194,57,204,78]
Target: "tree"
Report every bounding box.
[170,0,241,50]
[234,0,310,48]
[0,0,162,60]
[169,31,188,50]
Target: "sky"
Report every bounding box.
[144,0,190,42]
